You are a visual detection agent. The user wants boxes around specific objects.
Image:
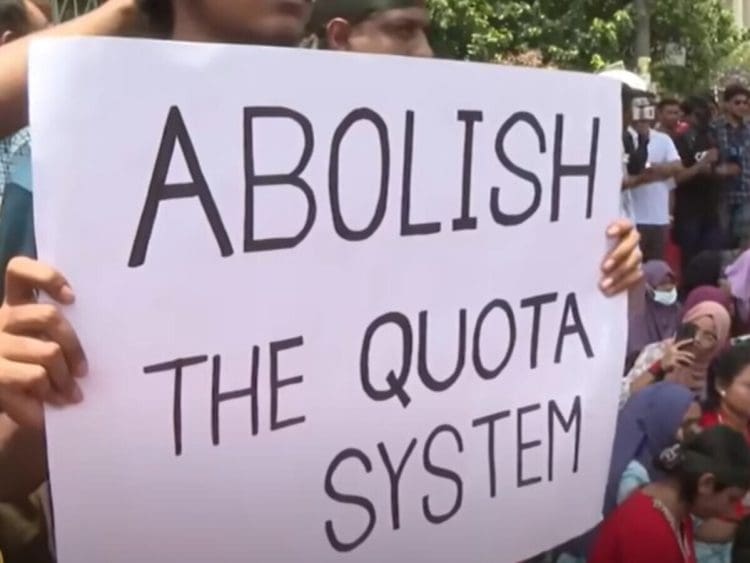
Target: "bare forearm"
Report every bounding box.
[0,414,47,501]
[0,0,142,137]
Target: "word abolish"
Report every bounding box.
[128,105,600,267]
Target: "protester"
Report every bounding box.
[621,85,658,221]
[623,295,731,403]
[681,250,732,299]
[659,97,684,139]
[627,95,683,261]
[726,250,750,335]
[558,382,700,563]
[627,260,682,370]
[0,0,315,554]
[682,286,736,319]
[713,84,750,249]
[694,344,750,561]
[589,425,750,563]
[0,0,47,204]
[0,0,642,556]
[0,0,146,139]
[673,97,723,270]
[306,0,431,56]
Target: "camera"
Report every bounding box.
[623,131,649,176]
[622,96,652,176]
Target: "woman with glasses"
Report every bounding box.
[622,292,731,405]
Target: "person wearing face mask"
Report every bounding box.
[623,293,731,405]
[627,260,682,370]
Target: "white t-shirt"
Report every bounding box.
[628,128,680,226]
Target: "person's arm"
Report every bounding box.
[0,414,46,501]
[661,135,685,179]
[622,168,663,190]
[620,347,660,407]
[676,149,719,185]
[0,0,143,138]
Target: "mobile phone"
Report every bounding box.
[675,323,697,342]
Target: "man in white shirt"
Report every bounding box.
[626,101,683,261]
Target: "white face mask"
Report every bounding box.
[652,287,678,306]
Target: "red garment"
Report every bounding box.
[700,411,750,521]
[589,491,696,563]
[700,411,750,445]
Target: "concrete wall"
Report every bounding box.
[726,0,750,27]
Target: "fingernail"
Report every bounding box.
[60,284,75,304]
[603,259,615,271]
[601,277,613,290]
[75,360,88,378]
[607,226,619,236]
[71,385,83,404]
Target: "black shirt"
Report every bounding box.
[674,126,721,219]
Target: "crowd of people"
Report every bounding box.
[0,1,748,563]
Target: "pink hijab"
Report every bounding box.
[671,301,731,394]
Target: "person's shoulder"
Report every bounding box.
[700,410,721,428]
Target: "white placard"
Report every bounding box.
[30,38,625,563]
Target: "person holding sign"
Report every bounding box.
[589,425,750,563]
[0,0,642,511]
[304,0,432,57]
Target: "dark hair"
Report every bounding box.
[680,250,722,299]
[138,0,173,37]
[0,0,28,35]
[657,425,750,503]
[724,83,750,103]
[706,343,750,411]
[681,96,711,117]
[658,97,681,111]
[734,517,750,563]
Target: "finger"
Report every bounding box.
[675,339,695,349]
[602,267,643,297]
[602,224,640,274]
[4,257,75,307]
[677,351,696,362]
[0,355,47,391]
[0,389,44,429]
[5,303,88,377]
[0,334,82,401]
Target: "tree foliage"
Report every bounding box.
[427,0,743,94]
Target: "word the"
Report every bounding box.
[143,337,306,456]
